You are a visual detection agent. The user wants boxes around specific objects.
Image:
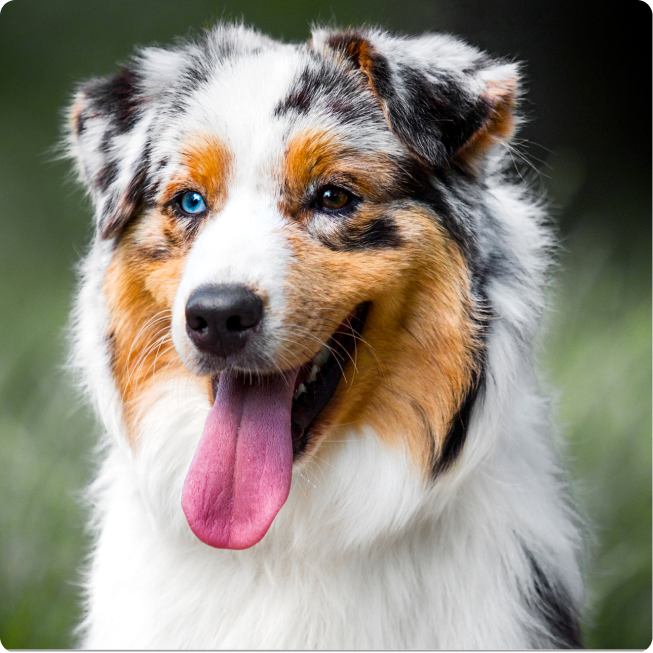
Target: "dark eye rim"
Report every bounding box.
[169,190,209,218]
[312,184,359,214]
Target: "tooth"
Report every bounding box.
[294,383,306,399]
[314,345,330,368]
[308,364,320,384]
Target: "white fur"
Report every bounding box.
[78,330,582,649]
[173,189,292,374]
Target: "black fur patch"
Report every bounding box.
[143,179,160,205]
[96,161,118,192]
[125,148,149,207]
[432,302,491,477]
[326,96,374,125]
[101,140,151,240]
[274,59,370,119]
[473,249,514,298]
[274,66,314,115]
[105,330,118,374]
[524,549,583,648]
[87,67,142,134]
[97,126,115,158]
[274,64,336,116]
[389,65,489,165]
[433,360,485,476]
[180,60,213,90]
[393,156,471,257]
[321,215,402,252]
[75,110,87,136]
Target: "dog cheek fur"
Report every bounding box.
[102,214,201,447]
[281,204,480,477]
[99,133,235,444]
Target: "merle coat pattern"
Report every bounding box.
[66,24,584,649]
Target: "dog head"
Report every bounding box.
[68,25,519,549]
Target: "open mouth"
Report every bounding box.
[181,302,369,550]
[290,302,369,458]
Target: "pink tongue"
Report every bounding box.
[181,369,297,549]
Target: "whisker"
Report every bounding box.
[127,332,172,389]
[285,327,348,383]
[275,342,305,367]
[131,336,173,391]
[129,343,177,406]
[298,315,387,383]
[126,310,173,366]
[276,335,321,362]
[289,323,356,372]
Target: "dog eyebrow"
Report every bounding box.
[161,134,233,209]
[282,129,403,203]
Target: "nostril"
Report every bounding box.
[187,314,208,332]
[226,307,260,332]
[226,315,245,332]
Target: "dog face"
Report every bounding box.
[68,25,518,549]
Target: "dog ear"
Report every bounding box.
[313,29,519,175]
[67,64,154,240]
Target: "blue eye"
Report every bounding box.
[178,191,207,215]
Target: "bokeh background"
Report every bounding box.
[0,0,650,648]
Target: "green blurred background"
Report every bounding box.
[0,0,650,648]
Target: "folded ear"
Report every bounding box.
[67,44,191,239]
[312,28,519,175]
[67,64,154,239]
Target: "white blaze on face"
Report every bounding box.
[169,51,305,373]
[170,183,299,551]
[172,188,292,373]
[165,54,305,549]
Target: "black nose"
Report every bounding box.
[185,284,263,358]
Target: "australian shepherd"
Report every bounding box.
[66,23,584,649]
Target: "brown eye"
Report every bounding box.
[315,185,354,212]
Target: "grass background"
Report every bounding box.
[0,0,650,648]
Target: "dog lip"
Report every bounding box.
[290,302,369,459]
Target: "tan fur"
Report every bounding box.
[103,134,233,445]
[104,222,188,446]
[282,210,479,475]
[282,128,404,218]
[279,129,481,475]
[164,134,233,210]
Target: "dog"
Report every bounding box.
[66,23,584,649]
